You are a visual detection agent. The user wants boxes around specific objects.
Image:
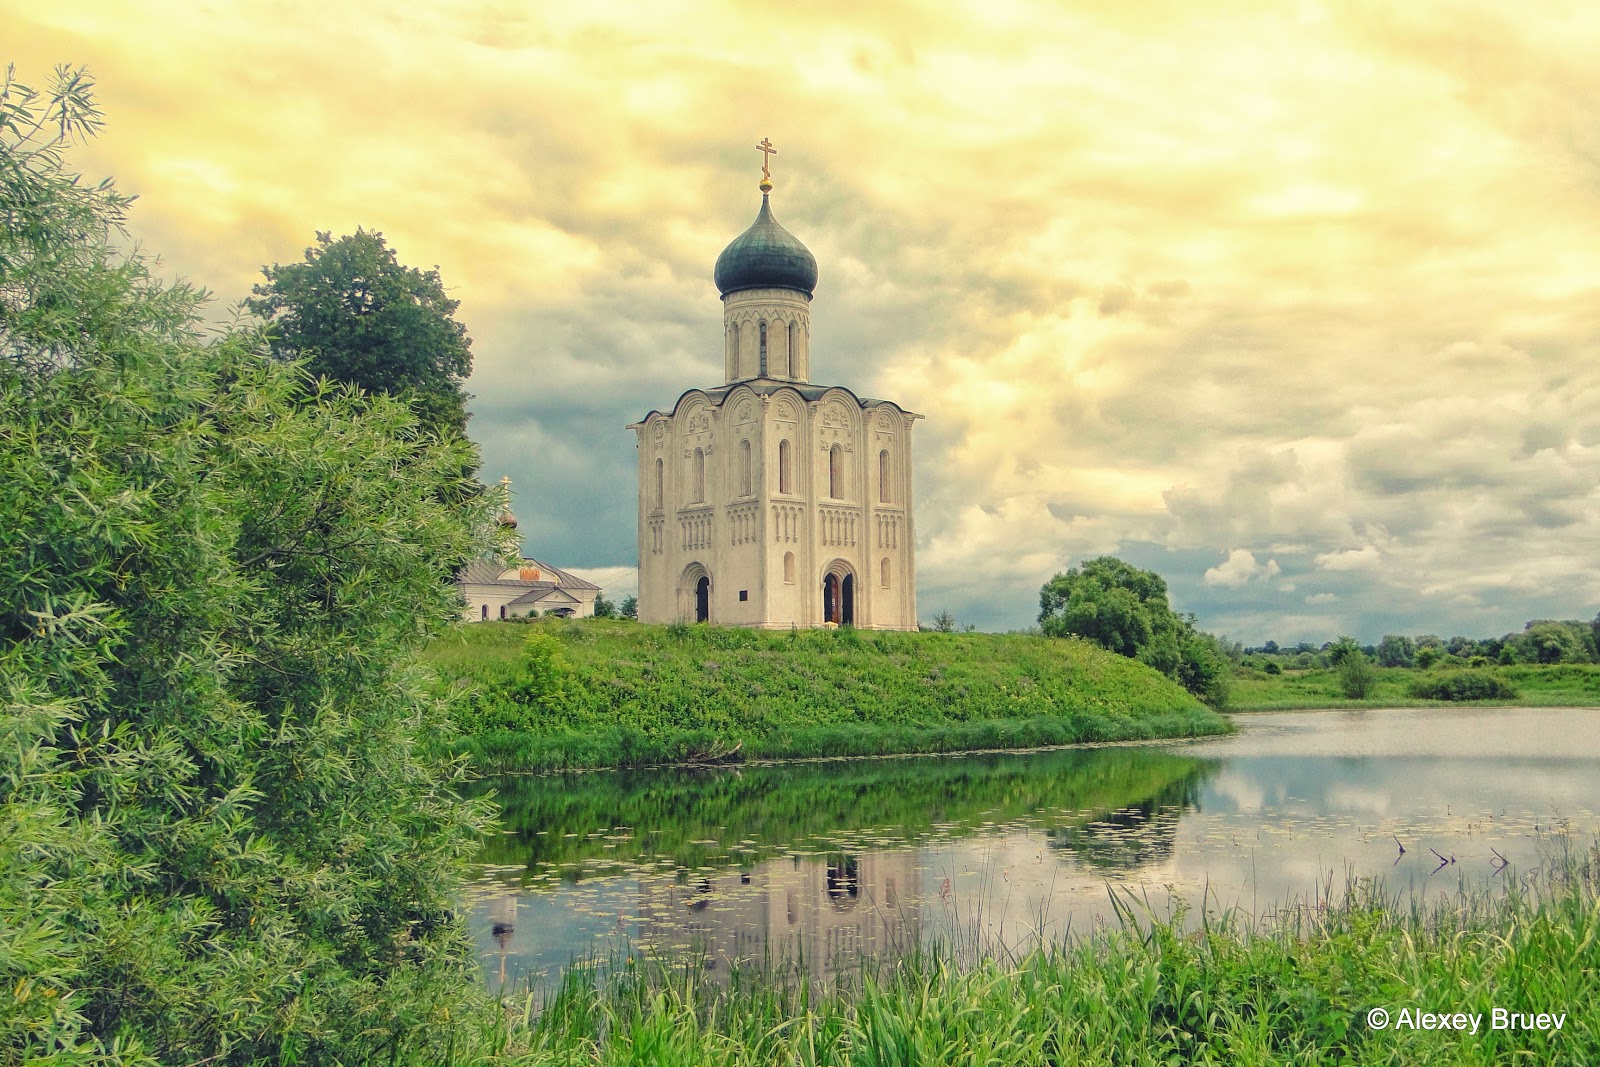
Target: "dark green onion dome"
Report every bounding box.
[713,194,818,297]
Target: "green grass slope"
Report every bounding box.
[420,620,1229,771]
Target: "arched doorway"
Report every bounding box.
[821,566,855,625]
[679,563,711,623]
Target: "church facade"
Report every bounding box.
[629,156,920,629]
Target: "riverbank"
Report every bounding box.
[421,620,1229,772]
[497,843,1599,1065]
[1227,662,1600,710]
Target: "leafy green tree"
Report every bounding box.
[619,593,638,620]
[2,68,505,1064]
[1038,556,1174,656]
[1415,644,1445,669]
[1375,634,1415,667]
[1325,635,1361,667]
[593,592,616,618]
[931,609,958,633]
[246,228,474,442]
[1039,557,1229,707]
[1176,629,1232,709]
[1521,620,1584,664]
[1337,650,1377,699]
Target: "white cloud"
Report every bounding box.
[564,567,639,600]
[1203,549,1281,588]
[1304,593,1339,605]
[1313,546,1383,572]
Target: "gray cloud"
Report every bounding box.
[15,0,1600,640]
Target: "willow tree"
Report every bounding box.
[2,66,507,1064]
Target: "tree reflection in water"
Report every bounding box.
[470,745,1218,987]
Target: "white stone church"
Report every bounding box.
[629,158,920,629]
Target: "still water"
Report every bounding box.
[468,707,1600,990]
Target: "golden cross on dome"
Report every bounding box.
[756,137,777,189]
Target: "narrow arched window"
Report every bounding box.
[778,439,791,494]
[881,557,891,588]
[655,458,664,510]
[693,448,705,502]
[499,604,506,620]
[481,604,488,620]
[758,321,768,376]
[786,322,796,377]
[878,449,890,503]
[784,551,796,584]
[829,443,843,498]
[739,439,752,496]
[728,322,739,376]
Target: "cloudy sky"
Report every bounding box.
[14,0,1600,641]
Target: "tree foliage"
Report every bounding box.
[1375,634,1416,668]
[1325,636,1361,667]
[246,228,474,442]
[2,67,506,1064]
[1336,650,1377,699]
[1039,557,1231,707]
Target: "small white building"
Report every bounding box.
[628,163,921,629]
[456,557,600,622]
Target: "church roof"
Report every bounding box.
[508,585,579,608]
[630,380,923,425]
[455,558,600,591]
[713,195,818,298]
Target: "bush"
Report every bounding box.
[1337,650,1377,699]
[1409,671,1519,702]
[1,68,503,1064]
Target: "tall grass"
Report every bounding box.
[493,842,1600,1065]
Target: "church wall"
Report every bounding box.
[766,388,817,628]
[723,288,811,382]
[635,391,918,631]
[456,583,596,623]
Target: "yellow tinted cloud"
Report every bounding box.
[8,0,1600,634]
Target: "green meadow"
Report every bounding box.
[420,620,1230,772]
[1228,662,1600,710]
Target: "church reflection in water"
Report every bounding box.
[471,796,1202,992]
[476,848,931,989]
[638,850,924,977]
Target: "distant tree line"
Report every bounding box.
[1242,616,1600,672]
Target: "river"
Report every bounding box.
[466,706,1600,991]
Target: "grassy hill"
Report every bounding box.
[420,620,1229,771]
